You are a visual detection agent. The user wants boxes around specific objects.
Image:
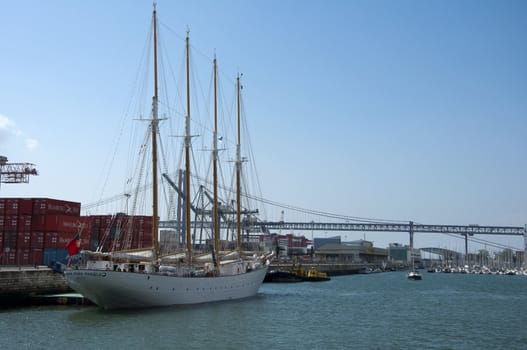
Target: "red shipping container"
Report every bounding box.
[18,198,33,215]
[133,215,154,228]
[90,214,113,227]
[78,216,93,239]
[32,198,81,216]
[17,231,32,248]
[18,215,32,231]
[32,214,83,233]
[30,231,45,249]
[5,198,20,215]
[29,248,43,265]
[2,250,16,265]
[3,231,17,250]
[4,215,18,230]
[16,248,30,265]
[98,225,113,242]
[0,198,5,215]
[0,215,4,229]
[44,232,59,248]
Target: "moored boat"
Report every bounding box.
[290,264,331,282]
[64,4,269,309]
[264,269,303,283]
[304,267,331,282]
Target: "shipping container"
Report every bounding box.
[16,231,31,248]
[2,250,16,265]
[5,198,21,215]
[3,231,17,250]
[2,198,32,215]
[44,232,58,248]
[78,216,92,235]
[32,214,82,233]
[32,198,81,216]
[89,227,100,242]
[30,231,45,249]
[4,198,34,215]
[90,214,113,227]
[43,248,68,266]
[18,214,32,231]
[4,215,18,230]
[29,248,43,265]
[0,215,4,229]
[0,198,5,215]
[16,248,31,265]
[18,198,34,215]
[99,239,113,252]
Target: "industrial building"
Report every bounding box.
[315,239,388,265]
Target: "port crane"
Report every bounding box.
[0,155,38,184]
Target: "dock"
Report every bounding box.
[0,265,73,305]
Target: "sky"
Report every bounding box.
[1,0,526,252]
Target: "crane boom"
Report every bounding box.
[0,156,38,184]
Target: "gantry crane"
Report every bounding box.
[0,155,38,184]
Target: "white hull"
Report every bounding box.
[64,266,268,309]
[407,271,422,280]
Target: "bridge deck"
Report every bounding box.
[159,220,525,235]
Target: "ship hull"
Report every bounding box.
[64,266,268,309]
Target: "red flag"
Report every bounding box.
[66,233,80,256]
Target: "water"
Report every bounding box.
[2,272,526,349]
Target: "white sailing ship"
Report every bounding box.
[64,4,269,309]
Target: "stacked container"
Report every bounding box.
[0,198,81,266]
[80,214,154,252]
[1,197,156,266]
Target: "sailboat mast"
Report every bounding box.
[213,57,220,255]
[151,3,160,261]
[185,33,192,266]
[236,74,242,251]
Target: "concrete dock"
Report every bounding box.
[0,266,72,305]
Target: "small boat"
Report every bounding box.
[290,264,330,282]
[304,267,331,282]
[407,270,422,280]
[407,228,422,281]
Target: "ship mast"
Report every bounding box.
[213,56,220,257]
[236,74,242,251]
[185,32,192,266]
[151,3,160,261]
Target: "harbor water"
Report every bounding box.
[2,272,526,349]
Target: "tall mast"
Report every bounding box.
[151,3,160,261]
[213,56,220,256]
[236,74,242,251]
[185,32,192,266]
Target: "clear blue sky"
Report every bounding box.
[1,0,526,251]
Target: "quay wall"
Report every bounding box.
[0,266,71,301]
